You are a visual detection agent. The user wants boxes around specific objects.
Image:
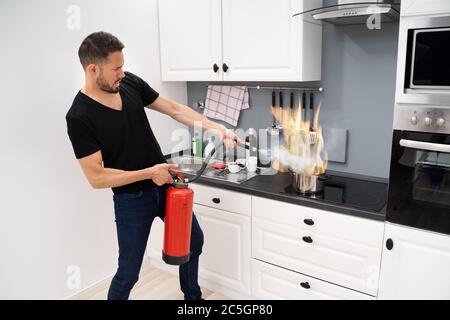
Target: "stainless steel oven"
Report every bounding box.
[395,14,450,106]
[387,107,450,235]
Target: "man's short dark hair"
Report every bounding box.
[78,31,124,69]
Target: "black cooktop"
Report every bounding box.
[280,174,388,212]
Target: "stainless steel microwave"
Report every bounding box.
[410,27,450,90]
[396,15,450,106]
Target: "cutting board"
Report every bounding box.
[322,127,348,163]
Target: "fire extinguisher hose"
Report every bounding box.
[186,145,216,183]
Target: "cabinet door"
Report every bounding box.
[194,204,252,295]
[158,0,223,81]
[378,223,450,300]
[401,0,450,16]
[221,0,321,81]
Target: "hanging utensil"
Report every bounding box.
[272,90,277,128]
[279,91,284,128]
[309,92,317,144]
[289,91,294,125]
[302,91,307,123]
[267,91,279,137]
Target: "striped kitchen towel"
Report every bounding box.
[204,85,250,127]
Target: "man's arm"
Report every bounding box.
[78,150,177,189]
[147,95,241,147]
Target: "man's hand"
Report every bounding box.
[146,163,178,186]
[219,126,243,149]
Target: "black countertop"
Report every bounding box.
[166,153,388,222]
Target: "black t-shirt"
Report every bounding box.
[66,71,166,194]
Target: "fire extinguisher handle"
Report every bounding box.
[171,171,185,183]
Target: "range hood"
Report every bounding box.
[293,1,400,25]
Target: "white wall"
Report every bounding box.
[0,0,188,299]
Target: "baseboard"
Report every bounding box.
[147,256,179,275]
[198,278,254,300]
[64,272,115,300]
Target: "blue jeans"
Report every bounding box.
[107,185,204,300]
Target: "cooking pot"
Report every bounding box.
[291,171,328,194]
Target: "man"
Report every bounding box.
[66,31,239,300]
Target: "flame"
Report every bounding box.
[271,99,328,175]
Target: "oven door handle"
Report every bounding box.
[400,139,450,153]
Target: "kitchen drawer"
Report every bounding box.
[252,197,384,296]
[252,196,383,248]
[191,183,251,216]
[252,259,374,300]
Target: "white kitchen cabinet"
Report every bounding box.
[158,0,222,81]
[378,223,450,300]
[158,0,322,81]
[252,196,384,296]
[400,0,450,16]
[221,0,322,81]
[252,259,374,300]
[194,203,252,296]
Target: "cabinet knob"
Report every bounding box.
[213,63,219,73]
[304,219,314,226]
[222,63,229,72]
[300,282,311,289]
[386,238,394,250]
[212,197,221,204]
[302,236,313,244]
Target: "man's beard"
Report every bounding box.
[96,74,121,94]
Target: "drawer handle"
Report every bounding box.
[386,238,394,250]
[300,282,311,289]
[212,197,221,204]
[213,63,219,73]
[302,236,313,244]
[304,219,314,226]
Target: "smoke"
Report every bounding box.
[274,127,328,175]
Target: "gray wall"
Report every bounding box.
[187,22,399,179]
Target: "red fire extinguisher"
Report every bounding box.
[162,171,194,265]
[162,146,217,265]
